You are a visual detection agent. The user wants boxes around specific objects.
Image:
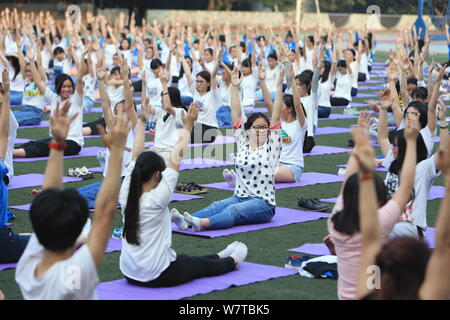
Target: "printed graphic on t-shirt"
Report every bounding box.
[401,188,416,222]
[281,130,291,144]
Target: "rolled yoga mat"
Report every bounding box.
[96,262,298,300]
[172,207,330,238]
[315,127,351,135]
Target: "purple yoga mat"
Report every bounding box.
[173,207,330,238]
[13,146,104,162]
[201,172,344,192]
[18,120,50,129]
[15,138,31,144]
[0,263,17,272]
[315,126,351,135]
[96,262,297,300]
[289,228,437,256]
[318,114,358,121]
[288,243,331,256]
[252,107,268,113]
[364,79,385,84]
[305,145,351,156]
[358,85,386,91]
[7,174,82,190]
[336,164,388,172]
[145,135,236,149]
[356,93,379,98]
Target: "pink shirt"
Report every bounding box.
[327,196,401,300]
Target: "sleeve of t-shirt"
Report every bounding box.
[150,167,180,208]
[67,244,99,298]
[44,87,58,106]
[420,126,435,157]
[416,154,440,187]
[18,233,44,259]
[175,108,185,127]
[378,199,402,237]
[119,161,135,211]
[382,148,395,169]
[72,91,83,110]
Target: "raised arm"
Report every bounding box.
[120,58,138,128]
[270,67,284,127]
[0,69,10,159]
[258,63,273,114]
[353,125,382,300]
[290,64,306,128]
[230,66,243,124]
[160,69,176,116]
[15,36,26,78]
[419,137,450,299]
[387,63,404,126]
[391,117,419,210]
[377,89,395,156]
[167,103,198,171]
[42,100,78,190]
[27,48,47,95]
[131,101,149,162]
[428,66,447,134]
[87,110,130,268]
[75,50,86,98]
[96,59,113,130]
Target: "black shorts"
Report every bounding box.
[20,138,81,158]
[83,117,106,135]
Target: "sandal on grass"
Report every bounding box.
[175,182,208,195]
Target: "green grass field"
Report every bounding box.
[1,51,447,300]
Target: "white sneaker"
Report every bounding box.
[223,169,236,188]
[230,242,248,269]
[171,208,188,230]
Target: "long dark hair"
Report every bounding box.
[55,73,75,95]
[162,87,187,122]
[123,151,166,246]
[371,237,431,300]
[404,101,428,129]
[196,70,211,92]
[320,60,332,83]
[388,129,428,175]
[331,173,389,235]
[6,55,20,81]
[178,55,193,79]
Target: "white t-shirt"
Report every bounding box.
[217,78,232,106]
[349,61,358,89]
[280,119,307,167]
[190,84,221,128]
[264,63,280,93]
[119,164,179,282]
[103,125,136,177]
[107,85,125,110]
[120,50,133,68]
[53,58,71,74]
[233,123,282,206]
[359,52,370,80]
[22,82,45,109]
[397,122,435,158]
[383,150,439,230]
[8,69,26,92]
[305,47,314,70]
[40,49,52,72]
[83,74,96,100]
[4,35,18,54]
[5,110,17,182]
[334,72,353,102]
[104,43,117,69]
[44,89,84,147]
[146,74,163,108]
[239,67,258,106]
[177,73,193,98]
[204,61,217,74]
[318,78,333,107]
[151,107,185,149]
[301,93,319,136]
[15,234,99,300]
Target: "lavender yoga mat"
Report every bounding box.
[358,85,386,91]
[289,228,437,256]
[13,146,104,162]
[356,93,379,98]
[315,126,351,135]
[201,172,344,192]
[336,164,388,172]
[96,262,297,300]
[0,263,17,272]
[7,174,82,190]
[173,207,330,238]
[288,243,331,256]
[18,120,50,129]
[305,145,351,156]
[318,114,358,121]
[145,135,236,149]
[15,138,31,144]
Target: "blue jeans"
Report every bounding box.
[351,87,358,97]
[83,97,94,113]
[0,226,30,263]
[181,96,193,107]
[192,195,275,230]
[216,105,231,127]
[13,105,44,126]
[318,106,331,118]
[78,182,102,208]
[10,91,23,105]
[53,66,63,79]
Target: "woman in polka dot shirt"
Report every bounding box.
[183,67,282,231]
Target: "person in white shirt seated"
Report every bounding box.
[15,100,130,300]
[330,60,353,106]
[120,104,248,287]
[255,53,280,101]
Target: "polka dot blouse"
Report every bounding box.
[233,121,282,206]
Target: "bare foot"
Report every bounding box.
[0,290,5,300]
[31,188,42,197]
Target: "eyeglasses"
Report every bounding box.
[404,111,420,117]
[196,80,206,83]
[252,125,269,130]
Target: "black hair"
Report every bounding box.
[244,112,270,130]
[193,39,200,45]
[119,38,131,50]
[150,58,163,70]
[257,35,266,42]
[308,35,314,44]
[417,39,425,52]
[267,52,278,61]
[163,86,186,111]
[388,129,428,175]
[368,33,373,50]
[30,189,89,251]
[204,48,213,56]
[110,66,121,76]
[53,46,65,56]
[240,41,246,53]
[123,151,166,246]
[407,77,418,86]
[55,73,74,95]
[337,60,347,68]
[6,55,20,81]
[196,70,211,91]
[346,49,356,60]
[404,100,428,129]
[296,70,313,95]
[178,55,193,79]
[286,31,293,39]
[241,58,251,69]
[320,60,332,83]
[411,86,428,101]
[331,173,389,235]
[219,34,226,43]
